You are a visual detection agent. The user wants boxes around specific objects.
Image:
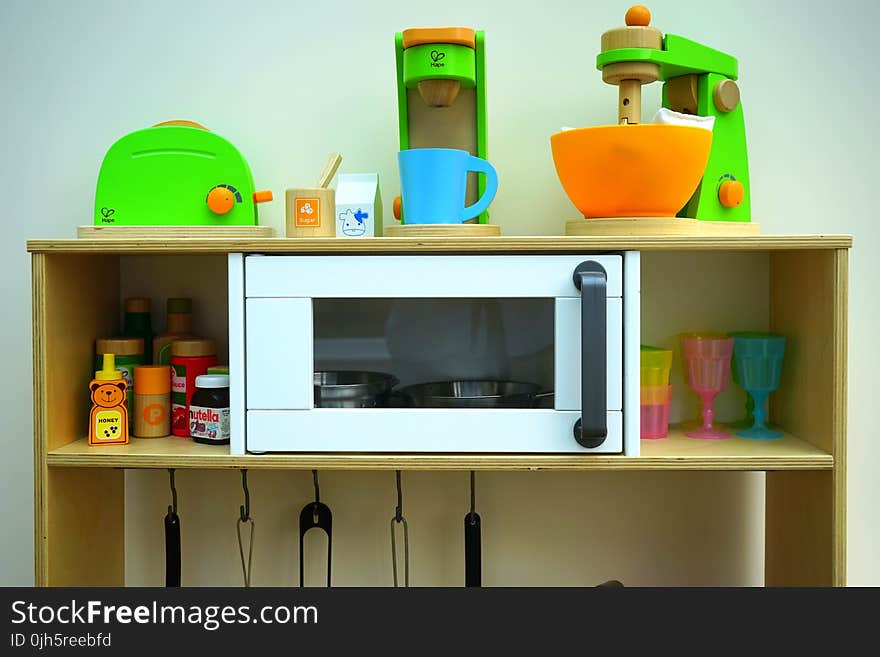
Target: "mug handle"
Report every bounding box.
[460,155,499,222]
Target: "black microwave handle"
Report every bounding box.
[573,261,608,448]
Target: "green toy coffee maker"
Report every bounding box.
[392,27,490,226]
[596,5,750,222]
[94,120,273,227]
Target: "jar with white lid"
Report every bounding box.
[189,374,230,445]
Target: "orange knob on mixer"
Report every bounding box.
[207,186,235,214]
[718,180,745,208]
[625,5,651,26]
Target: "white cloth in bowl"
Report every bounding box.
[652,107,715,132]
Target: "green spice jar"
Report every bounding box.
[154,297,194,365]
[123,298,154,364]
[95,337,144,427]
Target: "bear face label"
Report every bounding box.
[90,380,127,407]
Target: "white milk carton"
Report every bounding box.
[335,173,382,238]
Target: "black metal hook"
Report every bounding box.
[167,469,177,516]
[464,470,481,587]
[394,471,403,522]
[312,470,320,504]
[239,469,250,522]
[300,470,332,587]
[311,470,321,522]
[468,471,476,525]
[312,470,321,504]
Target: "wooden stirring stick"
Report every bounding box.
[316,152,343,188]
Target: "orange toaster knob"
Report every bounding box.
[207,186,235,214]
[718,180,745,208]
[253,190,273,203]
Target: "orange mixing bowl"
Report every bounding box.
[550,124,712,218]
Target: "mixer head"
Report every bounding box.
[599,5,663,124]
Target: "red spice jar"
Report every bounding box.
[170,339,218,437]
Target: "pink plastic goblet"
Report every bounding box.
[681,334,734,439]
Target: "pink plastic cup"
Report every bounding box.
[681,334,734,440]
[641,384,672,439]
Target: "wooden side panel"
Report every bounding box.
[46,468,124,586]
[32,254,47,585]
[765,471,833,586]
[769,250,835,452]
[766,249,847,586]
[832,249,847,585]
[35,253,122,585]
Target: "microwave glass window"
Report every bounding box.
[313,298,554,408]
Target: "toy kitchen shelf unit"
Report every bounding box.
[28,234,849,587]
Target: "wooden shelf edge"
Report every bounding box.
[27,234,853,254]
[47,432,833,472]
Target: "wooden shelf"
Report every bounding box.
[46,428,832,472]
[30,237,849,586]
[27,234,852,255]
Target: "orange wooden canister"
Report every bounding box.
[133,365,171,438]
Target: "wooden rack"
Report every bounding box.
[28,234,850,586]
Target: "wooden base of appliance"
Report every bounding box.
[385,223,501,237]
[77,225,276,239]
[565,217,760,237]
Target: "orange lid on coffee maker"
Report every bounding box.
[401,27,476,49]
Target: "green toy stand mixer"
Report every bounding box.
[551,5,754,235]
[92,120,273,234]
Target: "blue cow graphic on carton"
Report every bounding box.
[339,208,368,237]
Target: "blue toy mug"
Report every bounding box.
[398,148,498,224]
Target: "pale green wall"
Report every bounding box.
[1,0,876,585]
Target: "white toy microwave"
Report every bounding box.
[228,253,640,455]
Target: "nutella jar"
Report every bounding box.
[189,374,230,445]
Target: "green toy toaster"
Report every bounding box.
[94,120,273,226]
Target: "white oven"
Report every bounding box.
[228,252,640,455]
